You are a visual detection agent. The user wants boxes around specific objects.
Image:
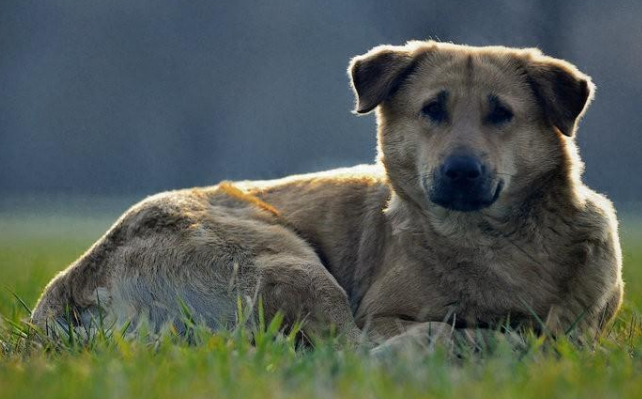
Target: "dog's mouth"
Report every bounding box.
[428,178,503,212]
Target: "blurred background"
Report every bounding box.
[1,0,641,214]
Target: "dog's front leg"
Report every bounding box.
[367,319,490,357]
[545,283,623,342]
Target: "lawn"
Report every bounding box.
[1,209,641,399]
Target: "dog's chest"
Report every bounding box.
[407,242,564,324]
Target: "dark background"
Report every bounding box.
[1,0,641,208]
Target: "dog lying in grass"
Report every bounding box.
[31,41,623,349]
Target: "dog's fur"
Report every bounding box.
[32,41,623,345]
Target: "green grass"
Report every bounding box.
[1,212,642,399]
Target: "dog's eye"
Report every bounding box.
[421,101,448,123]
[486,95,513,125]
[487,106,513,125]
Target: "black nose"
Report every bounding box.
[441,156,483,182]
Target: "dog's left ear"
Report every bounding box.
[526,56,595,137]
[348,45,419,114]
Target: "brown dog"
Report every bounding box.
[32,41,623,346]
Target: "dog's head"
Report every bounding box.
[349,41,593,214]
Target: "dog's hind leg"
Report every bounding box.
[31,190,364,344]
[256,254,364,345]
[255,253,363,345]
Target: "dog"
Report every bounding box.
[31,41,623,346]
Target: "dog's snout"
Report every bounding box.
[442,156,483,182]
[429,154,501,212]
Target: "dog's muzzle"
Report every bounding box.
[428,155,502,212]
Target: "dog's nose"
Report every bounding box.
[441,156,483,182]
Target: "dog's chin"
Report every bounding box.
[428,180,503,213]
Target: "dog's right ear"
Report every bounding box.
[348,45,418,114]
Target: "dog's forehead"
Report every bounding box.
[408,48,529,99]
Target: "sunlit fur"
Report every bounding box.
[32,41,622,348]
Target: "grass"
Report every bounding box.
[1,211,642,399]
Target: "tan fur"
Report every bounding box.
[31,41,623,347]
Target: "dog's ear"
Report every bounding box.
[348,45,419,114]
[526,56,595,137]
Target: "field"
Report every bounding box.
[1,207,642,399]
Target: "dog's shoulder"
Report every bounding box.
[559,185,622,292]
[574,185,619,244]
